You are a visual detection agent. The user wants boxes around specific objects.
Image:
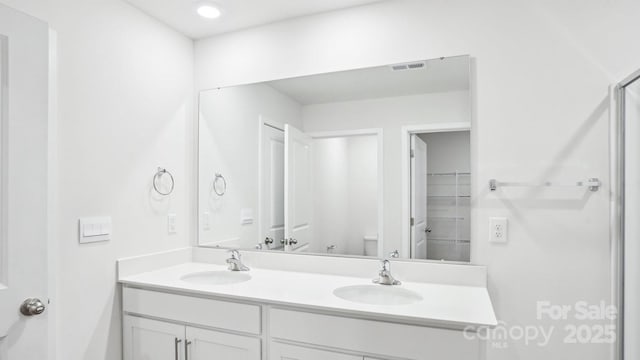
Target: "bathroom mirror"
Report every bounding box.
[198,55,472,262]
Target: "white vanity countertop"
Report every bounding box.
[119,262,497,329]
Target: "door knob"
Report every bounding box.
[425,226,432,233]
[20,298,46,316]
[289,238,298,245]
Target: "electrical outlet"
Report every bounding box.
[168,213,177,234]
[489,217,508,243]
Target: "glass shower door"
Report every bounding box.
[619,70,640,360]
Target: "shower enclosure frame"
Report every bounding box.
[614,68,640,360]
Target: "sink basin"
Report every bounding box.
[333,285,423,306]
[180,271,251,285]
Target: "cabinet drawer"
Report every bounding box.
[123,287,261,334]
[269,309,480,360]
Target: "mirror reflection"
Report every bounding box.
[198,55,471,261]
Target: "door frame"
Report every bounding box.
[306,128,384,258]
[400,122,471,260]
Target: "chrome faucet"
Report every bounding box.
[372,259,401,286]
[226,250,250,271]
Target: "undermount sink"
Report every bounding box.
[333,285,423,306]
[180,271,251,285]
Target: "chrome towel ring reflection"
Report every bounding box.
[153,167,175,196]
[213,173,227,196]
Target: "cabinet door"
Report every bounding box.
[123,315,185,360]
[186,326,261,360]
[270,342,361,360]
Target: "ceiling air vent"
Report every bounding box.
[390,62,427,71]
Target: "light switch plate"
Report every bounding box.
[79,217,112,244]
[489,217,508,243]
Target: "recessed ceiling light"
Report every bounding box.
[197,5,221,19]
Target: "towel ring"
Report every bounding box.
[213,173,227,196]
[153,167,175,196]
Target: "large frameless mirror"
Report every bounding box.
[198,55,472,262]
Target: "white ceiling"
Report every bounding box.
[266,56,470,105]
[125,0,385,39]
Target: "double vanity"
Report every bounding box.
[118,247,497,360]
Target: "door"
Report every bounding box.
[284,124,312,252]
[270,342,361,360]
[260,121,285,249]
[123,316,185,360]
[0,4,49,359]
[410,135,427,259]
[186,327,261,360]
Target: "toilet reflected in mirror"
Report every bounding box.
[363,235,378,257]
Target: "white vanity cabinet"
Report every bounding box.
[121,285,484,360]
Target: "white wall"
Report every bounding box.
[48,1,194,359]
[419,131,470,174]
[312,135,377,255]
[195,0,640,358]
[198,84,302,249]
[303,92,470,255]
[0,0,47,21]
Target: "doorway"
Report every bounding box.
[402,123,471,262]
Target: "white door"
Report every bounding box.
[186,327,261,360]
[0,4,49,359]
[284,124,312,252]
[123,316,185,360]
[260,121,285,249]
[410,135,427,259]
[270,342,361,360]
